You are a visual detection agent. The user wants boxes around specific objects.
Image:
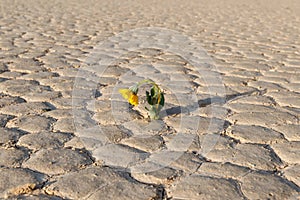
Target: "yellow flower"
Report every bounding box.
[119,88,139,106]
[129,93,138,106]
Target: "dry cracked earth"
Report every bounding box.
[0,0,300,199]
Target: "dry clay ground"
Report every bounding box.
[0,0,300,199]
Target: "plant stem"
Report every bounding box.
[137,79,159,90]
[136,79,163,119]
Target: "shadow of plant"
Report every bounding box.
[164,89,266,116]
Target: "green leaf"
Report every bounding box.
[154,85,159,93]
[159,93,164,106]
[150,87,155,97]
[146,91,152,105]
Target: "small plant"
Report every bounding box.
[119,79,164,120]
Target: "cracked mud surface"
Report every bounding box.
[0,0,300,199]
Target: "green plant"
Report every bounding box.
[119,79,165,119]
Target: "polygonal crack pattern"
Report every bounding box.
[0,0,299,199]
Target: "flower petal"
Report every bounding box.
[119,88,131,100]
[129,94,138,106]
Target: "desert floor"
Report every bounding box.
[0,0,299,199]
